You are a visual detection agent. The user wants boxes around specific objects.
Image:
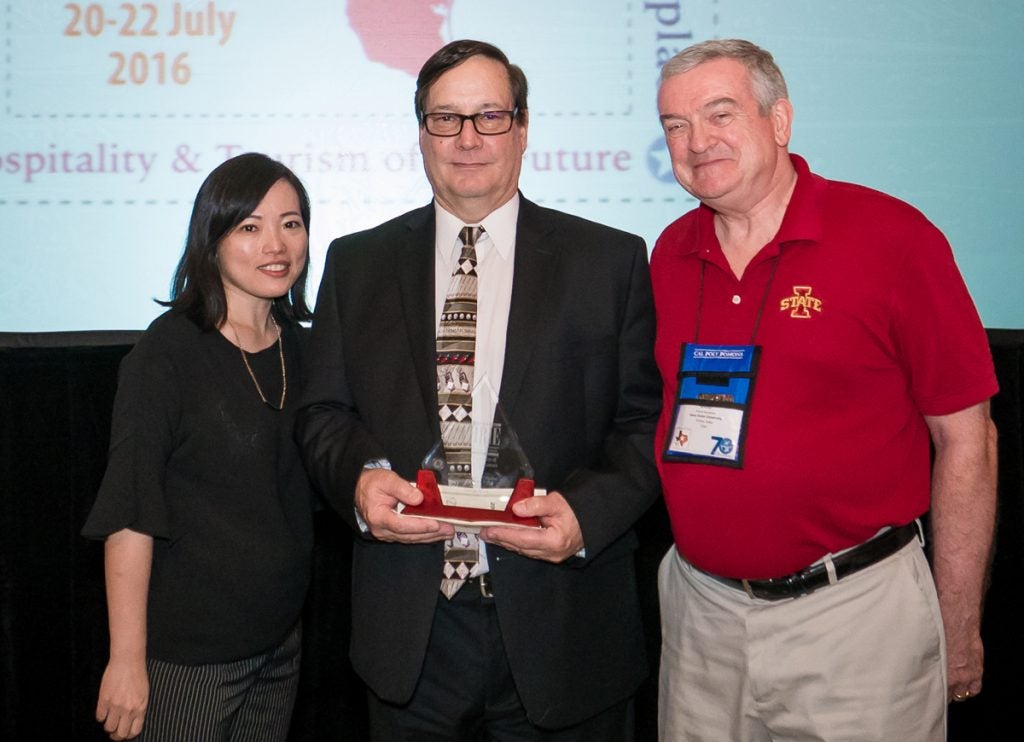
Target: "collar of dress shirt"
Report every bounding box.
[433,193,519,265]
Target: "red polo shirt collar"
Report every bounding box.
[685,154,826,272]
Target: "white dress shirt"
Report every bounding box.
[434,195,519,574]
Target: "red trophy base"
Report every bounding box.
[400,470,542,529]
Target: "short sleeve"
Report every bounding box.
[890,218,998,416]
[81,330,181,540]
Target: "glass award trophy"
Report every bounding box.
[399,382,545,531]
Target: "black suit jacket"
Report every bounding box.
[296,196,662,729]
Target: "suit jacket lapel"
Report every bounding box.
[396,205,442,441]
[500,197,559,417]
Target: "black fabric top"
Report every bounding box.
[82,310,313,664]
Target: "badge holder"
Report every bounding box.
[662,343,760,468]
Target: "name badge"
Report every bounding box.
[662,343,760,468]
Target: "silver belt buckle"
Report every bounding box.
[479,573,494,598]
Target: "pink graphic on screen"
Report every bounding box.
[347,0,454,76]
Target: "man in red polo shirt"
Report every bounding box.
[651,39,998,741]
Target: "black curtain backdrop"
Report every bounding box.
[1,330,1020,742]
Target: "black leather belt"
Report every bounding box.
[709,522,919,601]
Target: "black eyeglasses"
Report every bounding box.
[421,108,519,137]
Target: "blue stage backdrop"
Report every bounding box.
[1,1,1021,331]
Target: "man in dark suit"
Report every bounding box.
[296,39,661,740]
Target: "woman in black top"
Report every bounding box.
[83,153,315,741]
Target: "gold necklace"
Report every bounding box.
[228,315,286,410]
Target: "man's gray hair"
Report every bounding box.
[660,39,788,114]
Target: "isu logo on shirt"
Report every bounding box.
[779,286,823,319]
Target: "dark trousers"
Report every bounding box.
[368,580,635,742]
[138,623,301,742]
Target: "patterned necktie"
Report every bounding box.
[438,226,484,599]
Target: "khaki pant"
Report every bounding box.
[658,541,946,741]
